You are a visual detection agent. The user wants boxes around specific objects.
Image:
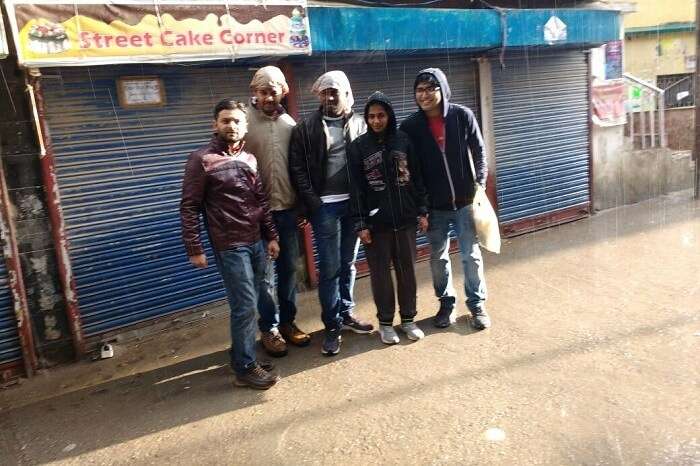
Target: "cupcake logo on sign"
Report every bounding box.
[28,21,70,54]
[288,7,308,48]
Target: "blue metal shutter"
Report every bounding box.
[290,54,479,266]
[491,51,590,225]
[0,260,21,365]
[41,63,252,336]
[292,54,479,123]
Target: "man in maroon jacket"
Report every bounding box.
[180,99,280,390]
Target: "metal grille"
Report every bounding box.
[290,54,479,263]
[0,259,21,365]
[491,51,590,224]
[42,63,252,336]
[657,73,695,109]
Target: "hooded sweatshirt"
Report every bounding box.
[288,72,365,215]
[399,67,487,211]
[348,92,428,232]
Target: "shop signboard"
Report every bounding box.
[4,0,310,67]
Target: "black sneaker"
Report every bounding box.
[470,308,492,330]
[321,329,342,356]
[258,360,275,372]
[229,360,274,373]
[433,307,456,328]
[341,314,374,334]
[233,363,280,390]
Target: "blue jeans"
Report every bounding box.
[310,200,360,332]
[215,241,267,375]
[258,209,300,332]
[426,206,487,311]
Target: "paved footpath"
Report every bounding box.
[1,192,698,465]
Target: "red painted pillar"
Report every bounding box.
[27,70,85,357]
[0,158,38,376]
[278,59,318,287]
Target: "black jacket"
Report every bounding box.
[399,67,487,211]
[288,109,366,216]
[349,92,428,232]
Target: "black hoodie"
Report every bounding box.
[399,67,487,211]
[348,92,428,232]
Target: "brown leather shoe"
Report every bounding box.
[261,329,287,357]
[279,322,311,347]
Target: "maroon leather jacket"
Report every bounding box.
[180,136,278,256]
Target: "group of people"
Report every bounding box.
[180,65,490,390]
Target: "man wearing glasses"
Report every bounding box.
[399,68,492,331]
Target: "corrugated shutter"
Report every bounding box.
[491,51,590,225]
[0,260,21,365]
[41,63,253,336]
[292,54,479,122]
[290,54,479,265]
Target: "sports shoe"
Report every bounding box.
[321,329,342,356]
[342,314,374,334]
[279,322,311,347]
[400,322,425,341]
[433,307,456,328]
[229,360,274,373]
[379,325,400,345]
[470,308,492,330]
[233,363,280,390]
[261,328,288,357]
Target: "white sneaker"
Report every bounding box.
[379,325,400,345]
[400,322,425,341]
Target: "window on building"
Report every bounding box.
[657,73,695,109]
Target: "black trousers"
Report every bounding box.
[364,226,418,326]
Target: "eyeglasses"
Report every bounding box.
[415,85,440,95]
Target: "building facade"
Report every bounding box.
[0,1,620,378]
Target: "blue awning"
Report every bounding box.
[308,7,621,53]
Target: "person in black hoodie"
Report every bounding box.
[399,68,492,330]
[349,92,429,345]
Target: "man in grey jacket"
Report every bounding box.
[246,66,311,358]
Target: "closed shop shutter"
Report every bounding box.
[41,63,253,336]
[0,260,21,366]
[290,54,479,266]
[491,51,591,233]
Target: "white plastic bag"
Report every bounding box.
[472,185,501,254]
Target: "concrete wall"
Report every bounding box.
[623,0,694,28]
[625,32,696,81]
[0,13,73,365]
[592,124,696,211]
[592,124,626,210]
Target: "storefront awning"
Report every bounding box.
[308,7,621,52]
[4,1,620,67]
